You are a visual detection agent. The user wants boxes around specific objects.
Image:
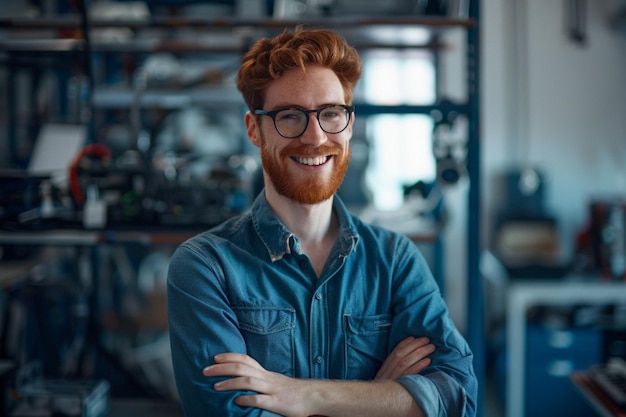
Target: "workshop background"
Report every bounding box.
[1,1,625,417]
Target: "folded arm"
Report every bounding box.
[204,352,427,417]
[202,336,434,417]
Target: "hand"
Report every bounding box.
[375,336,435,380]
[203,353,315,417]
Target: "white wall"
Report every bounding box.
[444,0,626,331]
[482,0,626,256]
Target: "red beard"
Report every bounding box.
[261,142,350,205]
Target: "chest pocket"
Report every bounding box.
[344,313,392,380]
[233,306,296,376]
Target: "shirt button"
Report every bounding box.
[298,259,307,269]
[315,292,323,300]
[315,356,323,364]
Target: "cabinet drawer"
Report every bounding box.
[525,324,602,417]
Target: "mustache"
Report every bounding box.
[281,144,342,157]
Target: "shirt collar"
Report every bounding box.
[251,191,359,262]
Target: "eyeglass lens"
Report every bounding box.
[274,106,350,138]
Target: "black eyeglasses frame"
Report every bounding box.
[253,105,355,139]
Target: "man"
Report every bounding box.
[167,27,477,417]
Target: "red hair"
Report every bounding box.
[236,27,362,111]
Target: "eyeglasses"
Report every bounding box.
[253,105,354,139]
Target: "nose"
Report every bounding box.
[299,113,328,146]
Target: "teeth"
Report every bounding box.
[294,156,329,166]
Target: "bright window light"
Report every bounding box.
[363,54,437,210]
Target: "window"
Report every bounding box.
[362,52,437,210]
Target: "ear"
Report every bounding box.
[245,111,262,148]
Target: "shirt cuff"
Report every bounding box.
[397,373,468,417]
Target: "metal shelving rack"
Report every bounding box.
[0,2,483,413]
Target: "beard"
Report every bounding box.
[260,140,351,205]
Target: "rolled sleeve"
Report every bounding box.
[397,361,476,417]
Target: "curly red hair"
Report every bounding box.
[236,27,362,111]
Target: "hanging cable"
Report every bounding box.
[567,0,587,45]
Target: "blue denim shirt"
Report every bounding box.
[167,193,477,417]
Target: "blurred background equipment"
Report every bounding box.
[576,200,626,280]
[490,167,573,279]
[10,362,109,417]
[0,0,494,415]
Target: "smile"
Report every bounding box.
[292,155,331,166]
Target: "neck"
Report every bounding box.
[264,179,340,277]
[264,184,335,245]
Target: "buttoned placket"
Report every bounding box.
[309,276,327,378]
[308,249,349,379]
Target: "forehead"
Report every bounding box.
[263,66,345,109]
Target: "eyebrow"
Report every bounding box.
[263,103,347,111]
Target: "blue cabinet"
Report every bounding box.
[525,324,601,417]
